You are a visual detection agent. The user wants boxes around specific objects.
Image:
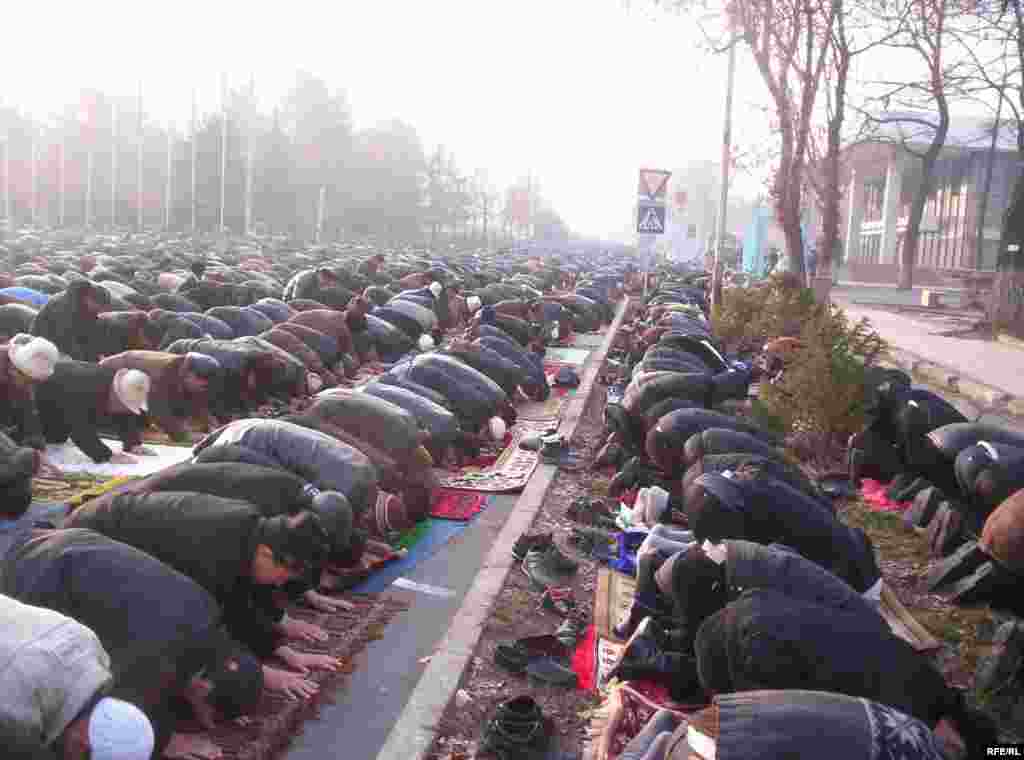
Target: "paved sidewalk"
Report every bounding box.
[834,301,1024,399]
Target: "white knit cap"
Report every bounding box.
[113,369,150,415]
[418,334,435,351]
[429,281,443,298]
[7,333,59,380]
[88,697,155,760]
[467,296,482,314]
[489,416,507,441]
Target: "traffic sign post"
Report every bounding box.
[635,168,671,298]
[636,203,667,234]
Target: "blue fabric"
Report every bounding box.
[609,529,648,576]
[0,287,49,306]
[352,517,469,593]
[0,501,68,558]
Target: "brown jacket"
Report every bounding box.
[288,310,353,354]
[0,348,46,449]
[981,488,1024,572]
[99,351,213,439]
[260,329,337,385]
[493,300,531,319]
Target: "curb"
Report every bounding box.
[375,298,630,760]
[881,347,1017,415]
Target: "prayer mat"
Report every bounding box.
[352,519,470,594]
[65,475,138,510]
[879,582,942,652]
[582,682,703,760]
[439,427,540,492]
[44,439,195,478]
[325,543,405,593]
[189,593,409,760]
[860,478,912,512]
[31,474,105,504]
[430,489,489,520]
[594,567,637,641]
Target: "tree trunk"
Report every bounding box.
[898,145,942,290]
[991,168,1024,336]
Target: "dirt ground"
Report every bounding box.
[426,367,613,760]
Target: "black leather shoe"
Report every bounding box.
[480,696,551,760]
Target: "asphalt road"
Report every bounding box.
[284,493,519,760]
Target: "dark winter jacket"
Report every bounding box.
[1,528,234,755]
[193,419,378,515]
[0,347,45,450]
[687,473,880,592]
[62,491,285,657]
[34,360,146,463]
[29,280,110,361]
[695,589,959,729]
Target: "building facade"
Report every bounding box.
[836,115,1021,285]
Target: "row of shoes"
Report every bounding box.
[502,532,587,689]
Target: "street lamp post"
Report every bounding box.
[711,38,737,312]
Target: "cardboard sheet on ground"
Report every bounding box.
[45,439,194,478]
[571,332,608,349]
[545,346,592,366]
[593,567,940,653]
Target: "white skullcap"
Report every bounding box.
[429,281,443,298]
[467,296,482,314]
[7,334,59,381]
[112,369,150,415]
[88,697,155,760]
[418,334,436,351]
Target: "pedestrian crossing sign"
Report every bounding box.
[637,204,666,234]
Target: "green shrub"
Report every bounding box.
[759,305,888,448]
[712,275,819,352]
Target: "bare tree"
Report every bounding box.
[805,0,906,295]
[855,0,972,289]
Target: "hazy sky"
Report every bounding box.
[6,0,774,241]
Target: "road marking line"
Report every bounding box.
[393,578,456,598]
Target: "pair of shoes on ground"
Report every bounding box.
[520,537,579,590]
[566,497,618,530]
[494,634,577,688]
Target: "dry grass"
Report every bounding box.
[840,499,993,684]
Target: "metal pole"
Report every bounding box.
[59,128,66,228]
[30,127,37,227]
[112,101,118,229]
[3,136,9,229]
[316,185,325,243]
[219,73,227,233]
[711,40,737,311]
[191,89,197,234]
[86,148,94,228]
[165,126,173,229]
[136,83,144,231]
[245,76,254,237]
